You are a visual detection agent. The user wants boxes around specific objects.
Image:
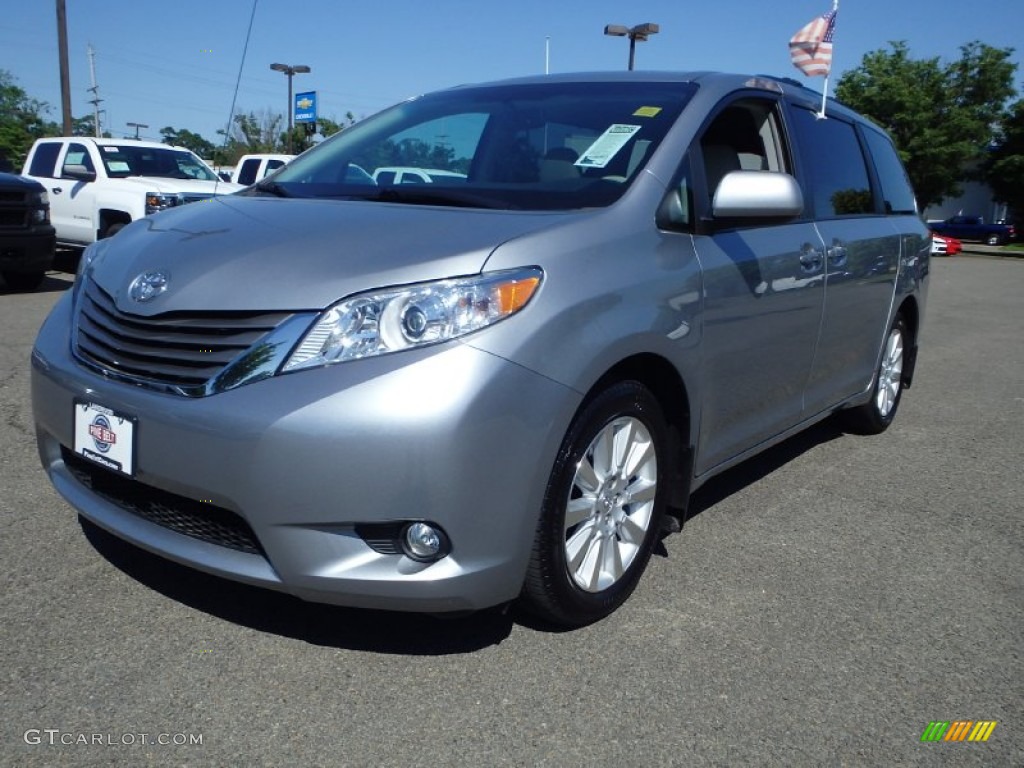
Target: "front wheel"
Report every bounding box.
[102,221,127,239]
[841,314,908,435]
[520,381,668,628]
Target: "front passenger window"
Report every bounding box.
[699,100,787,206]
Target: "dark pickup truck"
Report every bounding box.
[929,215,1015,246]
[0,172,55,290]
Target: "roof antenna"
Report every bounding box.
[217,0,260,189]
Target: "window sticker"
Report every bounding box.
[103,146,120,153]
[107,161,130,172]
[575,124,642,169]
[633,106,663,118]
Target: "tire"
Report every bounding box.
[841,314,908,435]
[102,221,127,239]
[2,269,45,291]
[520,381,668,628]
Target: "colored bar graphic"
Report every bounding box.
[921,720,997,743]
[969,721,998,742]
[945,721,973,741]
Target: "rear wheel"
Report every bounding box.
[841,314,907,435]
[521,381,668,627]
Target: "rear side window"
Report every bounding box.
[862,128,917,214]
[28,142,62,177]
[791,107,873,217]
[237,158,261,186]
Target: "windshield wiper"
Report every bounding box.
[355,186,510,210]
[252,180,292,198]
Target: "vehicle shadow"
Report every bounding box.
[80,517,515,655]
[684,418,845,519]
[79,417,845,649]
[0,271,74,295]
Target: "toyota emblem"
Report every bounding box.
[128,270,171,302]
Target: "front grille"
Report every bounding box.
[63,447,264,555]
[0,210,27,227]
[0,190,24,203]
[75,278,293,391]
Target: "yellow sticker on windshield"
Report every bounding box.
[633,106,663,117]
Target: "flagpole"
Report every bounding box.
[818,0,839,119]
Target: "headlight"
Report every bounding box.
[29,191,49,223]
[282,267,543,372]
[145,192,179,214]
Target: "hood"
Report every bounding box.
[113,176,244,195]
[87,195,582,315]
[0,172,46,192]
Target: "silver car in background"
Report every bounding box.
[32,72,929,627]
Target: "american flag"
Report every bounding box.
[789,10,837,77]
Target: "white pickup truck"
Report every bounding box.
[231,153,294,186]
[22,137,243,246]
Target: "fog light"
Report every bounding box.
[402,522,446,561]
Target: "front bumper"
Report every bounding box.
[0,225,55,273]
[32,293,578,612]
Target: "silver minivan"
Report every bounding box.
[32,72,929,627]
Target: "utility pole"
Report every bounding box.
[87,44,103,137]
[56,0,72,135]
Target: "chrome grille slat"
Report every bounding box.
[75,278,296,392]
[78,313,253,364]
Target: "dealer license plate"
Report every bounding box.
[73,401,137,477]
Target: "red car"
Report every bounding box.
[931,233,962,256]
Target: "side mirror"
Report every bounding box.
[713,171,803,219]
[61,164,97,183]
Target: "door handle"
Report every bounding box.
[799,243,823,273]
[52,187,63,195]
[827,242,848,268]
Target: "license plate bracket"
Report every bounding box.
[73,400,137,477]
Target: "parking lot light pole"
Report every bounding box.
[127,122,147,140]
[603,23,660,70]
[270,63,311,154]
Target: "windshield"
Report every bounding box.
[269,80,696,211]
[99,145,218,181]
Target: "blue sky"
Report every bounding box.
[3,0,1023,145]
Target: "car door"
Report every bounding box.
[689,97,826,475]
[54,142,99,245]
[787,105,902,414]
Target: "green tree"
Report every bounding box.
[72,115,112,138]
[836,41,1017,209]
[160,126,216,158]
[984,99,1024,221]
[316,112,356,140]
[0,70,58,170]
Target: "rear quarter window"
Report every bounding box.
[791,107,873,218]
[861,128,917,214]
[28,142,62,178]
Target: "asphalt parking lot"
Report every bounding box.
[1,254,1021,767]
